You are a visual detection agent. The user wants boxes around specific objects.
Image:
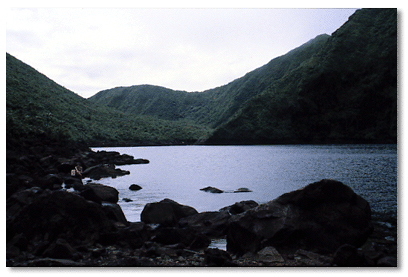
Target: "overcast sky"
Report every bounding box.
[6,7,358,98]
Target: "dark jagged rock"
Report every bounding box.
[151,227,211,250]
[220,200,259,215]
[178,211,231,237]
[129,184,143,191]
[42,238,78,260]
[85,150,149,166]
[6,187,44,219]
[101,202,129,226]
[200,186,224,193]
[234,187,252,193]
[38,174,63,190]
[227,179,373,255]
[256,246,285,264]
[332,244,368,266]
[82,164,130,180]
[81,183,119,204]
[141,198,198,226]
[7,190,116,248]
[204,248,236,266]
[99,221,150,248]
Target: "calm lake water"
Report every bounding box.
[89,145,397,225]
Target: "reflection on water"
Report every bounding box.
[92,145,397,223]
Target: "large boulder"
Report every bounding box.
[220,200,259,215]
[101,202,129,226]
[7,190,116,248]
[227,179,373,255]
[178,211,231,237]
[141,199,198,226]
[81,183,119,204]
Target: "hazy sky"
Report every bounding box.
[6,7,357,98]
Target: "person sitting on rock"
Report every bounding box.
[74,163,83,179]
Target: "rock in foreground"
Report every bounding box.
[179,211,231,237]
[227,179,373,255]
[220,200,259,215]
[141,198,198,226]
[7,190,116,248]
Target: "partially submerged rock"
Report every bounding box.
[85,150,149,166]
[129,184,142,191]
[81,183,119,204]
[200,186,224,193]
[227,179,373,255]
[82,164,130,180]
[234,187,252,193]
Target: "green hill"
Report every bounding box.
[89,34,330,129]
[6,53,211,147]
[7,8,397,147]
[206,8,397,144]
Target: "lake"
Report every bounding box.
[88,144,397,224]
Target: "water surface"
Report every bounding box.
[89,145,397,223]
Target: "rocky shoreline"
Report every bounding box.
[6,138,397,267]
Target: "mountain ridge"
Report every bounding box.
[6,8,397,146]
[6,53,212,147]
[89,33,331,130]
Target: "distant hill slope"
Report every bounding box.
[206,8,397,144]
[89,34,330,129]
[6,53,211,146]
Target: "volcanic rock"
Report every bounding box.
[129,184,142,191]
[200,186,224,193]
[227,179,373,255]
[220,200,259,215]
[81,183,119,204]
[178,211,231,237]
[141,198,198,226]
[7,190,116,247]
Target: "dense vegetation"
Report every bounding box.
[6,8,397,147]
[6,53,211,147]
[207,8,397,144]
[89,34,330,130]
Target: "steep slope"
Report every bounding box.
[206,8,397,144]
[6,53,211,146]
[90,85,210,122]
[89,34,330,129]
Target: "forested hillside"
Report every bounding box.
[89,34,330,129]
[6,53,211,147]
[206,8,397,144]
[7,8,397,147]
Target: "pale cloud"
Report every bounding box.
[6,8,357,98]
